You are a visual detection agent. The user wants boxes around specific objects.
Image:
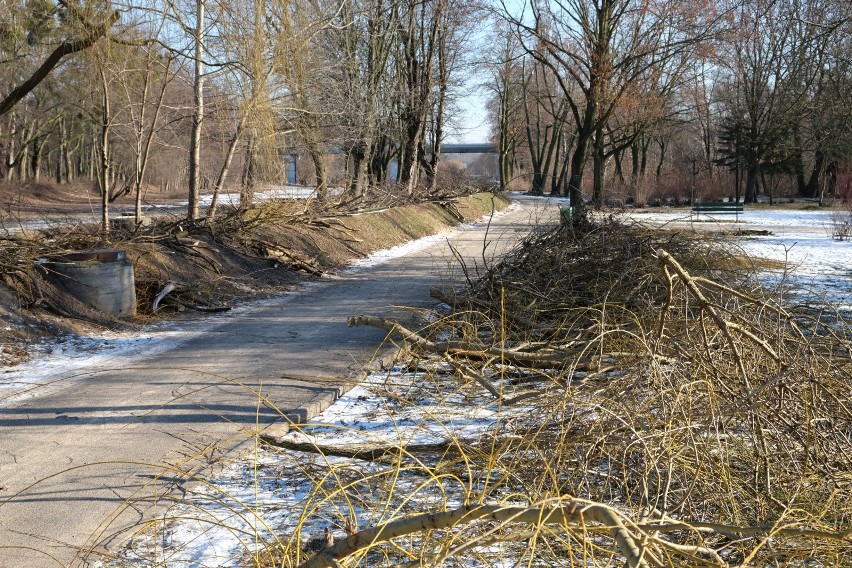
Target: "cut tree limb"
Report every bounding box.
[259,433,458,463]
[261,241,323,276]
[296,499,652,568]
[656,249,748,378]
[349,315,650,373]
[347,314,570,368]
[152,282,175,313]
[190,305,231,313]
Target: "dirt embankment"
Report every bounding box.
[0,192,509,366]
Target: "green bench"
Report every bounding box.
[691,201,744,218]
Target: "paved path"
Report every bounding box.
[0,195,558,567]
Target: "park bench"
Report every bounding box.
[691,201,744,219]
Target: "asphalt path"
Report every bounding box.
[0,194,559,567]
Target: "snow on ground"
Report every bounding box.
[739,231,852,309]
[346,233,448,271]
[0,323,215,407]
[196,186,344,208]
[347,201,523,271]
[627,206,839,232]
[108,366,523,567]
[628,207,852,308]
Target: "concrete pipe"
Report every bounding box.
[42,249,137,317]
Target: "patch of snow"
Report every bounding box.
[0,321,220,406]
[344,200,520,271]
[346,233,448,271]
[739,233,852,308]
[628,207,838,234]
[628,207,852,304]
[196,186,345,208]
[109,367,522,567]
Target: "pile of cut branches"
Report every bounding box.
[336,219,852,567]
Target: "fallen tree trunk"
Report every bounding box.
[259,433,458,463]
[261,241,323,276]
[297,499,652,568]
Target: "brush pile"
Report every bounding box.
[340,218,852,567]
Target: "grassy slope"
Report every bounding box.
[0,192,510,365]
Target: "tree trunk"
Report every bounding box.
[792,125,806,196]
[62,119,74,183]
[32,136,48,182]
[240,134,255,209]
[527,117,546,194]
[399,115,422,194]
[187,0,205,221]
[549,128,564,195]
[745,164,759,203]
[6,117,18,181]
[613,147,624,184]
[348,139,370,198]
[425,29,448,194]
[306,132,327,200]
[567,118,593,212]
[765,171,775,205]
[134,57,169,223]
[498,79,512,191]
[58,119,68,183]
[804,150,825,199]
[592,125,605,208]
[99,67,111,238]
[630,138,640,183]
[208,115,246,220]
[498,135,511,191]
[369,136,393,186]
[827,160,838,198]
[553,141,570,197]
[18,126,31,181]
[89,129,96,180]
[655,138,666,180]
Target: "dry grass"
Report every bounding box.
[84,216,851,567]
[271,218,852,567]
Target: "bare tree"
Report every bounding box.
[396,0,447,194]
[716,0,843,203]
[0,1,119,117]
[328,0,397,198]
[520,55,567,195]
[270,0,347,200]
[116,34,178,223]
[499,0,721,215]
[485,27,525,191]
[186,0,205,219]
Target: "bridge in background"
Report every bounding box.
[284,143,498,185]
[439,143,497,154]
